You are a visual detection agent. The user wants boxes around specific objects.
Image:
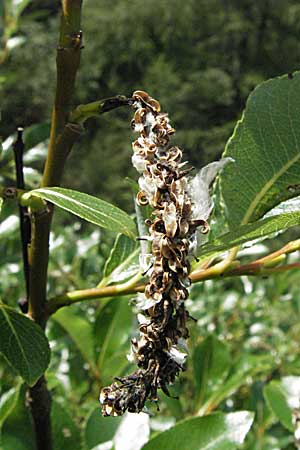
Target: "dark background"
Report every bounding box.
[1,0,300,209]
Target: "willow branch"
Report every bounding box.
[28,0,83,321]
[47,281,145,316]
[42,3,83,188]
[28,2,83,450]
[46,238,300,315]
[28,377,52,450]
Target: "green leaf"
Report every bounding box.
[142,411,254,450]
[197,210,300,261]
[159,391,184,420]
[198,354,273,416]
[95,297,133,382]
[82,406,122,450]
[103,233,139,282]
[28,188,137,239]
[221,73,300,227]
[263,376,300,432]
[53,308,98,374]
[51,400,81,450]
[193,335,231,408]
[0,384,36,450]
[0,386,19,430]
[0,304,50,386]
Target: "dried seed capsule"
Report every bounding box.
[100,91,196,416]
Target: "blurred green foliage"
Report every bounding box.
[2,0,300,209]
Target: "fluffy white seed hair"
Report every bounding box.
[189,157,234,221]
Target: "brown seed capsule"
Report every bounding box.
[136,191,149,206]
[100,91,195,416]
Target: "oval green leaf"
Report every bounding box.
[221,73,300,227]
[0,304,50,386]
[142,411,254,450]
[28,187,137,239]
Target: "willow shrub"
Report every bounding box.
[1,2,300,450]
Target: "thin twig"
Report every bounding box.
[13,128,31,309]
[46,239,300,315]
[69,95,133,124]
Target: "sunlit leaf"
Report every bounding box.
[0,384,36,450]
[197,210,300,261]
[221,73,300,227]
[27,188,136,239]
[0,385,19,430]
[263,376,300,432]
[0,214,19,239]
[115,412,150,450]
[142,411,254,450]
[11,0,32,17]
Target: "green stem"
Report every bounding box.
[27,2,83,450]
[47,244,300,315]
[29,0,83,321]
[47,281,145,316]
[69,95,132,124]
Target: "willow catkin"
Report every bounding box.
[99,91,218,416]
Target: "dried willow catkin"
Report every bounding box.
[99,91,210,416]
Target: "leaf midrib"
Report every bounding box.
[35,188,135,237]
[241,152,300,225]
